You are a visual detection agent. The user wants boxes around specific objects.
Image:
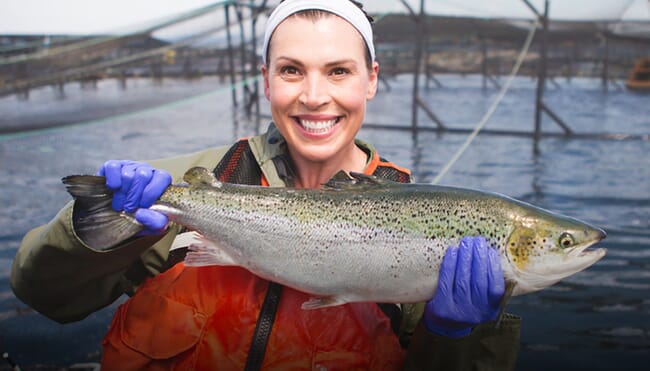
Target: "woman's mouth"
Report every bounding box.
[295,117,340,135]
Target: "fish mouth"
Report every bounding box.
[566,229,607,259]
[566,244,607,260]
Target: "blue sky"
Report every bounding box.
[0,0,647,35]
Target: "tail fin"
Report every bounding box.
[62,175,144,250]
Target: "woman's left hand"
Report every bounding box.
[423,236,505,338]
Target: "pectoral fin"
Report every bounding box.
[181,232,239,267]
[495,281,516,329]
[301,296,349,310]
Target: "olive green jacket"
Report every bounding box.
[11,124,520,370]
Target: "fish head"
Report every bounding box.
[503,209,607,296]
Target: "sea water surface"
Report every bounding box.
[0,74,648,370]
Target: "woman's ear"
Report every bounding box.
[367,61,379,100]
[261,64,271,100]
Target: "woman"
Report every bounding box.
[11,0,520,369]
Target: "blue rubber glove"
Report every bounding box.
[97,160,172,235]
[424,236,505,338]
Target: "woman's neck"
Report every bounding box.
[290,143,368,189]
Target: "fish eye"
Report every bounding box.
[559,232,575,248]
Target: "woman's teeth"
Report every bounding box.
[299,119,337,134]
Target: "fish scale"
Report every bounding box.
[62,166,606,308]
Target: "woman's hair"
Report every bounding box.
[266,0,375,69]
[278,0,374,23]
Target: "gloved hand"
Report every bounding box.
[98,160,172,235]
[424,236,505,338]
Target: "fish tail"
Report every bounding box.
[62,175,143,250]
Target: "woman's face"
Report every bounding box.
[262,14,378,164]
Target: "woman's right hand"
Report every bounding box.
[98,160,172,235]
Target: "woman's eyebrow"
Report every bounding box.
[274,56,304,66]
[323,59,358,67]
[273,56,358,70]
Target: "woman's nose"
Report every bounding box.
[299,74,330,108]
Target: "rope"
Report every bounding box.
[3,22,238,93]
[431,18,540,185]
[0,1,231,66]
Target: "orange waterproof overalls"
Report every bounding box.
[101,140,412,370]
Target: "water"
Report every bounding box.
[0,74,648,370]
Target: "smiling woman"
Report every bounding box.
[262,11,378,188]
[11,0,521,370]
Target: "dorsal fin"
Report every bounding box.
[348,172,385,185]
[183,167,222,188]
[323,171,392,190]
[322,171,354,190]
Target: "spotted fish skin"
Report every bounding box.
[63,167,606,308]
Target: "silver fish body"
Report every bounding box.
[63,167,606,308]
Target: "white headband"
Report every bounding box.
[262,0,375,64]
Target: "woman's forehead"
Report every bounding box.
[275,12,360,38]
[268,15,367,61]
[262,0,375,65]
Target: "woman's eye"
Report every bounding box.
[331,67,349,76]
[280,66,299,75]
